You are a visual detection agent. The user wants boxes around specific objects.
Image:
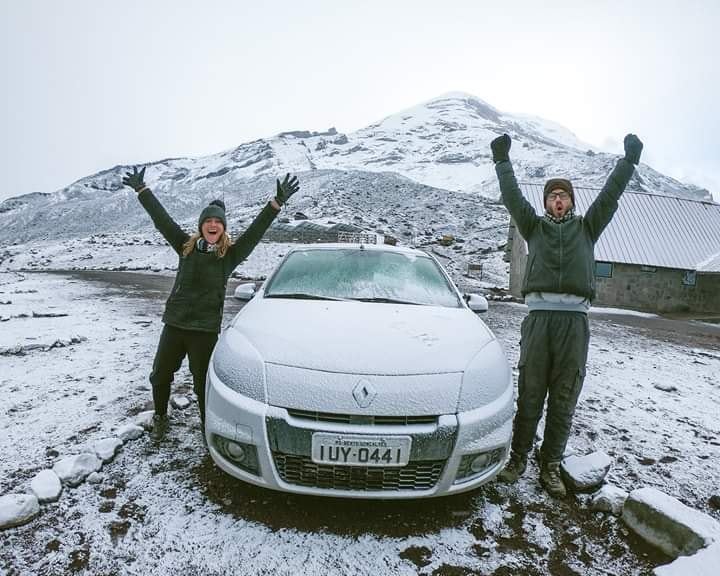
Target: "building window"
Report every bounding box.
[682,270,697,286]
[595,262,613,278]
[640,265,656,273]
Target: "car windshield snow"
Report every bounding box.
[264,248,462,308]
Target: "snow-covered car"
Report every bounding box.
[205,243,514,498]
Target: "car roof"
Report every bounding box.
[284,243,432,257]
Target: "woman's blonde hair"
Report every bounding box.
[182,232,233,258]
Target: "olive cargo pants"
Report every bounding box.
[510,310,590,463]
[149,324,218,423]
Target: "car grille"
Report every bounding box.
[272,452,445,491]
[286,409,438,426]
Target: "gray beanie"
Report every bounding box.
[198,200,226,231]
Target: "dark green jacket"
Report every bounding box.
[496,158,635,300]
[138,189,279,333]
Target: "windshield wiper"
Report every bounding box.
[349,297,426,305]
[265,292,346,301]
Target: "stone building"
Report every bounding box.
[506,185,720,314]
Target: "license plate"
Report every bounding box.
[311,433,412,467]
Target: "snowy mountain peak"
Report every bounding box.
[0,91,710,245]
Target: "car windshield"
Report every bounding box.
[264,248,461,307]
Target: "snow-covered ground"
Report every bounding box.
[1,270,718,575]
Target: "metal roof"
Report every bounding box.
[519,183,720,273]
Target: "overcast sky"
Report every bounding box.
[2,0,718,202]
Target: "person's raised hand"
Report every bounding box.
[490,134,512,164]
[623,134,643,165]
[275,173,300,206]
[122,166,146,192]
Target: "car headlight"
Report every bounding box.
[212,328,266,402]
[457,338,511,412]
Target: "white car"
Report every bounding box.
[205,243,513,498]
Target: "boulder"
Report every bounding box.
[86,472,104,484]
[52,454,102,487]
[591,483,628,515]
[171,395,191,410]
[561,451,612,491]
[29,469,62,503]
[134,410,156,430]
[0,494,40,530]
[622,487,720,558]
[653,541,720,576]
[709,495,720,510]
[94,437,122,463]
[117,423,144,442]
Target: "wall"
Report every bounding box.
[508,226,720,313]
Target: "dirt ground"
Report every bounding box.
[1,271,718,576]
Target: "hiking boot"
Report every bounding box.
[150,413,169,440]
[540,461,567,497]
[496,451,527,483]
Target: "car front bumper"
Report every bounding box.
[205,362,514,499]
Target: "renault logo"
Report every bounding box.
[353,379,377,408]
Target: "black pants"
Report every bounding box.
[149,324,218,422]
[511,311,589,462]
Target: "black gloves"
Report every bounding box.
[275,173,300,206]
[122,166,147,192]
[623,134,643,165]
[490,134,511,164]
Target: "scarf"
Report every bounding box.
[544,207,576,224]
[196,238,218,253]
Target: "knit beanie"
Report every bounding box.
[198,200,227,231]
[543,178,575,204]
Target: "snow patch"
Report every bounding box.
[653,541,720,576]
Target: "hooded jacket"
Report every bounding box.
[495,158,635,300]
[138,189,278,332]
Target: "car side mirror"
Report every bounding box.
[234,283,256,301]
[464,293,488,313]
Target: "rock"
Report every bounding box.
[117,423,144,442]
[171,395,191,410]
[622,487,720,558]
[135,410,156,430]
[293,212,308,221]
[52,454,102,487]
[29,469,62,503]
[710,495,720,510]
[86,472,103,484]
[94,437,122,463]
[591,484,628,515]
[562,451,612,491]
[0,494,40,530]
[654,383,678,393]
[653,541,720,576]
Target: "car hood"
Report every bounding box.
[231,298,494,375]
